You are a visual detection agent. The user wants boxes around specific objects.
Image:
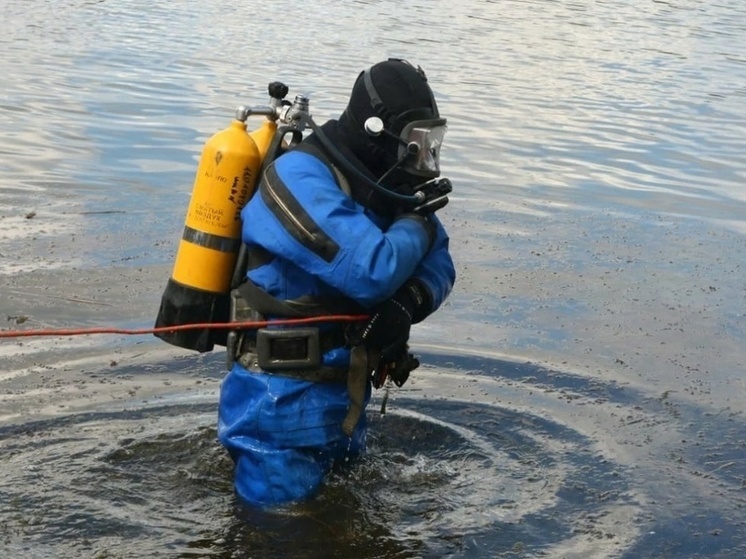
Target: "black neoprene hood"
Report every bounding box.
[343,58,440,135]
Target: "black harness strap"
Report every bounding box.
[236,279,364,320]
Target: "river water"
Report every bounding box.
[1,1,745,558]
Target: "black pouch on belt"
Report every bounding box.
[256,327,321,370]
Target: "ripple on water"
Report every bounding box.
[0,349,744,558]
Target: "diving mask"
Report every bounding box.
[398,118,447,177]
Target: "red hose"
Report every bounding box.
[0,315,369,339]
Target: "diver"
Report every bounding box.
[218,59,456,506]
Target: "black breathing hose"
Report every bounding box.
[298,112,425,206]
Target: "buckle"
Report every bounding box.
[256,328,321,371]
[230,289,258,322]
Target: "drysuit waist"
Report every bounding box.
[226,286,350,380]
[234,327,345,379]
[236,353,349,383]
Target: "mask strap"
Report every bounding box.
[363,70,383,110]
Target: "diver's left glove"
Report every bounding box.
[372,346,421,388]
[355,280,432,360]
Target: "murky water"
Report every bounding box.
[1,1,745,557]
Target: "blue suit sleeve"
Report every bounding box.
[411,215,455,314]
[241,151,435,308]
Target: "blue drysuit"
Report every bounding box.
[218,148,455,507]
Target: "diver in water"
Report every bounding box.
[218,59,456,506]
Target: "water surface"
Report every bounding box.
[1,1,745,557]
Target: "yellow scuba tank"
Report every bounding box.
[154,83,292,352]
[250,119,279,161]
[154,116,261,352]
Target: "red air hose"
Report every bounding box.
[0,315,368,339]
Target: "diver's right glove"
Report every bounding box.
[412,177,452,215]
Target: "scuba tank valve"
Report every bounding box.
[247,81,289,160]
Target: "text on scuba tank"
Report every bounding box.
[202,170,227,182]
[192,203,226,228]
[228,166,255,221]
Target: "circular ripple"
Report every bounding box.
[0,349,743,558]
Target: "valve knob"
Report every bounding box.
[268,81,289,100]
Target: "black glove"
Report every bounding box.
[372,346,420,388]
[354,280,432,359]
[412,178,452,216]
